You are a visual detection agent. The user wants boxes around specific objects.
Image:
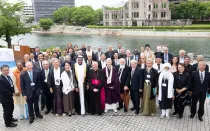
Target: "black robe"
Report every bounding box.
[88,69,105,115]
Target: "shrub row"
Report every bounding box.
[87,25,210,30]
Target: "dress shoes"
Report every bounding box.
[130,107,135,111]
[117,106,122,110]
[199,117,203,121]
[190,114,195,119]
[6,122,17,127]
[45,110,51,115]
[36,114,43,119]
[11,118,18,122]
[29,117,34,124]
[135,110,139,115]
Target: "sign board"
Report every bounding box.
[0,48,15,61]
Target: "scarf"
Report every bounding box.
[158,65,174,101]
[106,66,113,84]
[118,66,125,83]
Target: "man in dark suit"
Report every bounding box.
[193,55,209,72]
[40,60,52,115]
[190,61,210,121]
[118,49,127,59]
[116,58,131,112]
[162,48,173,63]
[114,43,122,54]
[105,45,115,60]
[81,43,86,54]
[0,65,18,127]
[20,61,43,124]
[60,50,68,64]
[61,55,75,70]
[184,56,193,75]
[112,53,119,67]
[131,49,140,62]
[33,46,41,62]
[33,53,44,71]
[125,50,132,67]
[95,46,103,62]
[128,60,142,114]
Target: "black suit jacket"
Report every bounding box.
[119,54,127,59]
[33,61,43,71]
[190,71,210,96]
[105,51,115,60]
[0,75,14,103]
[40,69,51,94]
[84,51,96,61]
[98,60,106,69]
[193,63,209,72]
[33,52,40,62]
[95,52,103,62]
[116,65,131,90]
[128,67,143,91]
[131,55,140,62]
[162,53,173,63]
[20,70,41,98]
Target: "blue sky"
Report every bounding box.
[75,0,126,9]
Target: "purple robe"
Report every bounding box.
[103,66,120,104]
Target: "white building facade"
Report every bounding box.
[103,0,191,26]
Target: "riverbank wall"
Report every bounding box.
[32,25,210,38]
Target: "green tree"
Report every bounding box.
[95,9,103,25]
[52,6,76,23]
[39,18,54,31]
[0,0,31,48]
[26,17,34,23]
[71,6,96,26]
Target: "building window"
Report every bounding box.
[153,12,158,18]
[153,3,158,9]
[132,2,139,9]
[149,5,151,11]
[105,14,109,19]
[112,14,118,20]
[162,3,166,8]
[132,12,139,18]
[161,12,166,18]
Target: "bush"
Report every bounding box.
[39,18,54,31]
[86,25,210,30]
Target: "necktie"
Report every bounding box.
[40,61,42,70]
[45,70,48,80]
[29,71,33,82]
[6,76,13,87]
[164,54,167,61]
[200,72,204,83]
[127,58,130,66]
[158,64,160,70]
[109,52,111,57]
[118,68,122,75]
[131,70,134,79]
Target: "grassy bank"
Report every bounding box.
[87,24,210,31]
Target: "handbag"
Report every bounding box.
[24,104,29,120]
[120,91,130,110]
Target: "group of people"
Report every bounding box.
[0,43,210,128]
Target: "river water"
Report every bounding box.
[12,33,210,56]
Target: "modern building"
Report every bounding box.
[103,0,192,26]
[7,0,34,22]
[32,0,75,22]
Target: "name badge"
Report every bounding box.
[147,75,151,78]
[31,83,35,86]
[44,79,47,83]
[162,83,166,87]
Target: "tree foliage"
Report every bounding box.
[39,18,54,31]
[0,0,31,48]
[170,2,210,20]
[52,6,103,25]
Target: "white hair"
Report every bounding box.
[146,58,154,64]
[51,58,60,63]
[130,59,137,64]
[42,60,49,65]
[25,61,33,67]
[179,50,186,54]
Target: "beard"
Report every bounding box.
[162,70,170,80]
[120,64,125,69]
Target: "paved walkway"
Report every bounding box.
[1,99,210,131]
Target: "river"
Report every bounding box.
[11,33,210,56]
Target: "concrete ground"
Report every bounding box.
[1,99,210,131]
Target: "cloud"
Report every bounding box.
[75,0,126,9]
